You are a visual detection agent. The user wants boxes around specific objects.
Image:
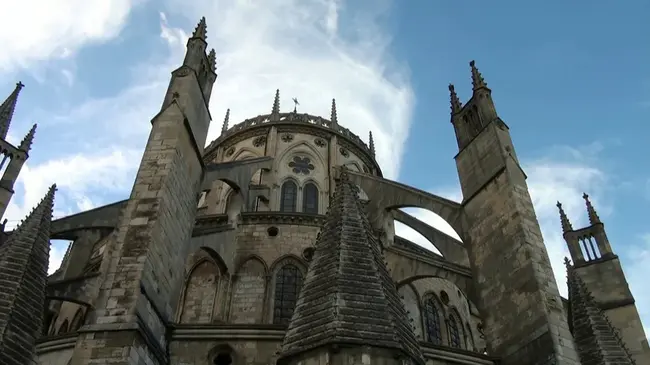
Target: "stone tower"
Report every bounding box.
[0,82,37,220]
[67,17,217,365]
[0,185,56,365]
[450,61,580,364]
[276,167,424,365]
[558,196,650,363]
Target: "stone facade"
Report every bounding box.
[0,17,647,365]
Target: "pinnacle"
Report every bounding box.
[18,123,37,152]
[207,49,217,72]
[0,81,25,140]
[221,109,230,134]
[582,192,601,225]
[271,89,280,115]
[556,201,573,233]
[330,98,338,125]
[448,83,463,114]
[469,60,488,91]
[368,131,375,157]
[192,17,208,40]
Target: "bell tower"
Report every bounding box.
[68,17,218,365]
[558,196,650,363]
[452,61,579,365]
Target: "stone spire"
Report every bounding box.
[192,17,207,40]
[448,83,462,114]
[469,60,488,91]
[556,201,573,233]
[270,89,280,119]
[18,124,36,152]
[0,82,24,140]
[369,131,375,157]
[207,48,217,72]
[582,193,601,225]
[330,98,338,128]
[0,184,57,365]
[221,109,230,134]
[277,167,425,365]
[565,258,637,365]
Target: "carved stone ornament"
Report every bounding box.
[362,165,369,173]
[176,67,191,77]
[225,147,235,157]
[339,147,349,157]
[253,136,267,147]
[314,138,326,148]
[281,133,294,143]
[302,247,315,262]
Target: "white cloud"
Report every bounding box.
[0,0,140,73]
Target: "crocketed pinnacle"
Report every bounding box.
[368,131,375,157]
[469,60,488,91]
[448,83,463,114]
[0,82,24,140]
[556,201,573,233]
[221,109,230,134]
[330,98,338,126]
[192,17,207,40]
[0,184,57,365]
[272,89,280,115]
[207,49,217,72]
[582,193,602,225]
[565,258,637,365]
[277,167,425,365]
[18,124,36,152]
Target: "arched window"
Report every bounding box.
[58,319,69,335]
[423,296,442,345]
[448,314,461,348]
[302,183,319,214]
[280,181,297,212]
[273,264,304,325]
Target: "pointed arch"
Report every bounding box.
[448,307,464,349]
[343,161,362,172]
[302,181,319,214]
[179,258,221,324]
[47,314,58,336]
[422,292,444,345]
[230,255,268,324]
[275,140,326,173]
[58,319,70,335]
[231,147,262,162]
[69,308,84,331]
[270,255,306,325]
[280,179,298,212]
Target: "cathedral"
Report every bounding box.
[0,17,648,365]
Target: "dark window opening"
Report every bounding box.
[423,297,442,345]
[273,264,304,325]
[302,183,319,214]
[213,353,232,365]
[280,181,297,212]
[449,315,461,348]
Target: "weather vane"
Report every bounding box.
[292,97,299,113]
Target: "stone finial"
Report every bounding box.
[469,60,488,91]
[556,201,573,233]
[330,98,338,126]
[18,124,36,152]
[368,131,375,157]
[271,89,280,116]
[192,17,207,40]
[582,193,602,225]
[0,81,25,140]
[0,184,56,365]
[221,109,230,134]
[207,49,217,72]
[448,84,463,114]
[566,255,637,364]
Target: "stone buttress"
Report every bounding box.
[0,185,57,365]
[565,258,637,365]
[276,167,425,365]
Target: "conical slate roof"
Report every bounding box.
[566,258,636,365]
[0,185,57,365]
[277,168,425,364]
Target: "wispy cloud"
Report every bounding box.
[0,0,141,73]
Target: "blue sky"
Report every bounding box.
[0,0,648,339]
